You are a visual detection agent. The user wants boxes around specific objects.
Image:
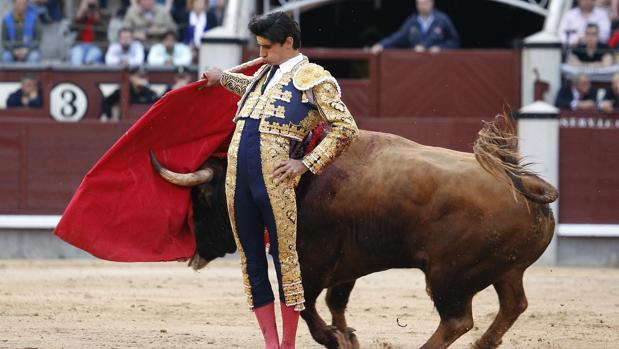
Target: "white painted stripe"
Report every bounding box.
[0,216,618,237]
[558,224,619,237]
[0,215,61,229]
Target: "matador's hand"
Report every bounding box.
[272,159,309,185]
[201,68,223,87]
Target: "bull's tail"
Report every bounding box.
[473,114,559,204]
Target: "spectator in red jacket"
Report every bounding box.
[70,0,108,65]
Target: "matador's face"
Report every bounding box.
[256,35,294,66]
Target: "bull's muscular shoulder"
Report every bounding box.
[293,63,342,97]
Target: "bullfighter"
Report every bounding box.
[203,11,359,349]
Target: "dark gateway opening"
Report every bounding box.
[285,0,545,49]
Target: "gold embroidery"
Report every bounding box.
[220,72,252,97]
[260,133,305,311]
[236,85,263,120]
[300,110,321,130]
[224,121,255,309]
[330,100,347,112]
[236,70,288,121]
[273,105,286,118]
[233,66,270,121]
[293,63,340,97]
[274,90,293,103]
[302,81,358,174]
[259,120,306,141]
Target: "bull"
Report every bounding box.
[150,115,558,349]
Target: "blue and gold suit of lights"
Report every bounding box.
[220,56,358,311]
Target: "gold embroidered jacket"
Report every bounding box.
[220,58,359,174]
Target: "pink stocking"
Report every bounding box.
[280,302,300,349]
[254,302,280,349]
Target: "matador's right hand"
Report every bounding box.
[201,68,223,87]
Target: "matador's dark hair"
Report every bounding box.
[248,12,302,49]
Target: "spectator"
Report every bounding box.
[6,74,43,108]
[209,0,225,25]
[1,0,42,63]
[70,0,108,65]
[370,0,459,54]
[555,74,597,111]
[123,0,177,49]
[106,0,132,44]
[599,72,619,112]
[105,27,145,66]
[147,30,192,65]
[559,0,610,47]
[176,0,218,49]
[164,65,194,94]
[31,0,63,23]
[170,0,188,25]
[101,65,158,120]
[567,24,613,67]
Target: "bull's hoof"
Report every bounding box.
[314,325,340,349]
[323,325,359,349]
[188,254,209,270]
[347,331,360,349]
[470,338,502,349]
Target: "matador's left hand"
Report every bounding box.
[272,159,309,185]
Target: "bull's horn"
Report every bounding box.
[149,150,213,186]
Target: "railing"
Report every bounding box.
[243,48,522,118]
[0,64,197,121]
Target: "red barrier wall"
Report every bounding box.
[2,114,618,225]
[559,111,619,224]
[357,117,483,152]
[378,50,521,118]
[1,53,617,225]
[0,119,130,214]
[0,117,485,215]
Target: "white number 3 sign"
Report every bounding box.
[50,83,88,122]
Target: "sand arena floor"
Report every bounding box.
[0,259,618,349]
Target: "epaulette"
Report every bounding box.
[293,63,341,97]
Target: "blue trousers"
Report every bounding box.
[232,118,285,308]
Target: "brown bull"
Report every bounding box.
[150,115,558,349]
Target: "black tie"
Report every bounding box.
[261,65,279,94]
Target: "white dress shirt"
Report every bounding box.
[263,53,305,92]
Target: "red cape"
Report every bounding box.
[54,67,259,262]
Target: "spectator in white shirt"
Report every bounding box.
[105,27,145,66]
[559,0,611,46]
[146,30,192,66]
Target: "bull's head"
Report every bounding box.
[149,151,237,269]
